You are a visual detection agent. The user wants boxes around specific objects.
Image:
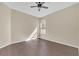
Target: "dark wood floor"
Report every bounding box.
[0,39,78,56]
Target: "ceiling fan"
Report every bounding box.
[30,2,48,11]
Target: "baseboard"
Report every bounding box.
[0,40,25,49]
[0,39,78,50]
[0,43,11,49]
[44,39,78,48]
[11,40,25,45]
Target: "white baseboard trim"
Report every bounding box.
[0,40,25,49]
[44,39,78,48]
[0,43,11,49]
[11,40,25,45]
[0,39,78,51]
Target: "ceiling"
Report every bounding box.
[4,2,78,17]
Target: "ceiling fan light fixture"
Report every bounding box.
[30,2,48,11]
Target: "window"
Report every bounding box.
[40,19,46,35]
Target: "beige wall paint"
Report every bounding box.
[0,3,11,48]
[11,9,38,43]
[0,3,38,48]
[76,4,79,53]
[0,2,79,50]
[42,4,79,48]
[78,5,79,48]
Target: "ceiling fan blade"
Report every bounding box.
[35,2,39,4]
[30,2,48,11]
[30,6,37,8]
[41,6,48,9]
[41,2,45,5]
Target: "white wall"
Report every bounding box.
[0,3,11,48]
[76,4,79,53]
[0,3,38,48]
[0,2,79,50]
[11,9,38,43]
[42,4,79,48]
[78,15,79,54]
[77,5,79,48]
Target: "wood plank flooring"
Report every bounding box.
[0,39,78,56]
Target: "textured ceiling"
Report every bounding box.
[4,2,78,17]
